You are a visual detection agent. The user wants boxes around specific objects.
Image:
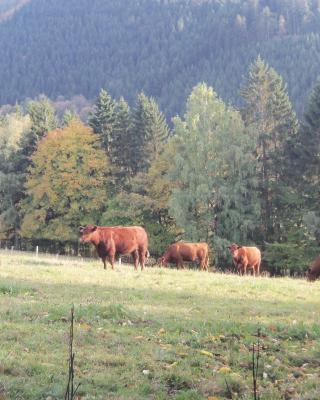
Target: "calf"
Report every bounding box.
[307,255,320,282]
[228,243,261,276]
[79,225,149,270]
[159,242,209,271]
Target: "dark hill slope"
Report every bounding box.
[0,0,319,117]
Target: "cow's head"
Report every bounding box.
[157,256,167,267]
[228,243,241,257]
[306,257,320,282]
[307,265,320,282]
[79,224,98,243]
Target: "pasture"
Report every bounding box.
[0,251,319,399]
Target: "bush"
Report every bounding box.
[264,242,318,276]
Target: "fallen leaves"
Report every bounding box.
[218,366,231,374]
[158,328,166,335]
[199,350,214,358]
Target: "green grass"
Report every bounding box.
[0,250,319,399]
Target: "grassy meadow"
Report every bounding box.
[0,250,319,399]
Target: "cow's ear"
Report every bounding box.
[92,225,97,231]
[237,245,242,249]
[79,226,84,233]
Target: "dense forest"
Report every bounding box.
[0,0,320,117]
[0,54,319,275]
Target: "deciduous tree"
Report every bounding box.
[20,122,109,241]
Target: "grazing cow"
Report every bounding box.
[159,242,209,271]
[307,255,320,282]
[79,225,149,270]
[228,243,261,276]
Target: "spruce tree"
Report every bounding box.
[63,109,80,126]
[111,97,133,185]
[19,96,57,162]
[240,56,298,241]
[295,78,320,246]
[131,93,169,174]
[298,78,320,206]
[88,89,116,154]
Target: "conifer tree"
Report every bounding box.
[110,97,133,184]
[298,78,320,206]
[63,109,80,126]
[240,56,298,241]
[131,93,169,173]
[88,89,116,154]
[295,79,320,245]
[19,96,58,163]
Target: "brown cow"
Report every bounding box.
[228,243,261,276]
[79,225,149,270]
[159,242,209,271]
[307,255,320,281]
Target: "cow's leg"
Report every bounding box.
[139,248,146,271]
[255,261,261,277]
[177,256,184,269]
[243,262,248,275]
[102,256,107,270]
[108,253,115,270]
[132,250,139,271]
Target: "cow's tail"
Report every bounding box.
[145,250,150,258]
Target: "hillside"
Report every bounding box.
[0,0,320,117]
[0,250,319,399]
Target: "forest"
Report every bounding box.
[0,56,319,275]
[0,0,320,118]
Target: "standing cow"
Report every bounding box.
[159,242,209,271]
[228,243,261,276]
[79,225,149,270]
[307,255,320,281]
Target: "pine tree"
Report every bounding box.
[131,93,169,174]
[63,109,80,126]
[240,56,298,241]
[19,96,57,162]
[294,78,320,245]
[88,89,116,154]
[110,97,133,185]
[298,78,320,206]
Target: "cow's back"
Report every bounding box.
[174,242,208,261]
[242,246,261,265]
[97,226,148,254]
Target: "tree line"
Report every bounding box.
[0,57,319,274]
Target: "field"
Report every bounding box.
[0,251,319,400]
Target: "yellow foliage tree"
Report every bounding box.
[20,122,109,241]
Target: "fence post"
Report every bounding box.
[118,257,122,266]
[11,246,14,253]
[36,246,39,257]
